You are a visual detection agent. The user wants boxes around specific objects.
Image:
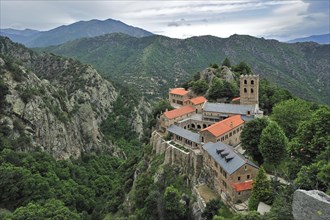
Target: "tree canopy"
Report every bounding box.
[259,121,288,168]
[271,99,313,139]
[222,57,231,67]
[241,118,269,165]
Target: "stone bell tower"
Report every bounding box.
[240,75,259,105]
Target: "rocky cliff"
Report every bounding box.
[0,37,118,159]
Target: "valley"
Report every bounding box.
[38,33,330,105]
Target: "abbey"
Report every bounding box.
[156,75,262,208]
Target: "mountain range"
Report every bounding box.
[39,33,330,105]
[0,19,153,47]
[287,33,330,44]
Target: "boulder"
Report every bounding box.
[292,189,330,220]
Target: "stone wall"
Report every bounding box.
[150,131,203,180]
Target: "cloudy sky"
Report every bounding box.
[1,0,329,41]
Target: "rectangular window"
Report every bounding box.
[247,175,250,179]
[238,176,241,181]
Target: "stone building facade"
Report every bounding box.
[202,142,258,203]
[240,75,259,105]
[169,88,190,106]
[156,74,262,206]
[200,115,244,146]
[159,105,196,131]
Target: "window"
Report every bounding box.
[229,132,232,137]
[251,88,254,93]
[244,166,247,171]
[244,88,247,93]
[238,176,241,181]
[244,80,247,84]
[251,80,254,85]
[247,175,250,179]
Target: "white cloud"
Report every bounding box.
[0,0,329,41]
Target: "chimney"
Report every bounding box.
[230,122,233,128]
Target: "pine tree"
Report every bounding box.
[259,121,288,170]
[248,167,272,210]
[222,57,231,67]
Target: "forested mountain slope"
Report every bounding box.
[41,33,330,104]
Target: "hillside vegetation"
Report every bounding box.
[40,33,330,104]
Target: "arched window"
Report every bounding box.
[244,79,247,84]
[251,80,254,85]
[244,88,247,93]
[251,88,254,93]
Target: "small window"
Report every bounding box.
[238,176,241,181]
[251,80,254,85]
[251,88,254,93]
[247,111,251,115]
[238,192,241,195]
[244,88,247,93]
[244,80,247,84]
[244,166,247,171]
[247,175,250,179]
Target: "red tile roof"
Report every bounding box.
[232,97,240,101]
[164,105,195,119]
[170,88,189,96]
[201,115,244,137]
[231,180,253,192]
[190,96,207,105]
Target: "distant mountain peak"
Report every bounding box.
[287,33,330,44]
[0,18,153,47]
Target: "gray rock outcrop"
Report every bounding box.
[292,189,330,220]
[0,38,118,159]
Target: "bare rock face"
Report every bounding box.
[0,38,118,159]
[220,66,235,82]
[292,189,330,220]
